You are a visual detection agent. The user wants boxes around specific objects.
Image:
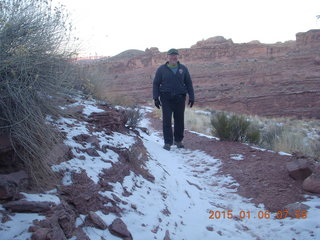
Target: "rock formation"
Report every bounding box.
[85,29,320,118]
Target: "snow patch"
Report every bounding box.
[21,192,60,204]
[230,154,244,161]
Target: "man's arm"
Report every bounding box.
[153,67,162,100]
[185,68,195,101]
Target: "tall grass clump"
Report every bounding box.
[0,0,77,184]
[185,108,212,134]
[211,112,260,143]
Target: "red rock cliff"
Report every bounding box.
[86,29,320,119]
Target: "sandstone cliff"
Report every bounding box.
[85,29,320,119]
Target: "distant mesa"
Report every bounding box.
[192,36,233,48]
[110,49,145,60]
[83,29,320,119]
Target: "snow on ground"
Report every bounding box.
[1,102,319,240]
[0,213,46,240]
[93,116,318,240]
[230,154,244,161]
[51,116,135,184]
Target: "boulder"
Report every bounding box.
[31,228,50,240]
[286,159,312,180]
[302,166,320,193]
[109,218,132,240]
[87,211,107,230]
[0,171,28,200]
[0,180,17,200]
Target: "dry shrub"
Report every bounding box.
[260,124,285,149]
[124,107,143,129]
[74,62,108,100]
[0,0,77,184]
[210,112,260,143]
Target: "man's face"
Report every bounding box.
[168,54,178,65]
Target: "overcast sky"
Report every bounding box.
[59,0,320,57]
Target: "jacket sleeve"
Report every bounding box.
[153,67,162,99]
[184,67,195,101]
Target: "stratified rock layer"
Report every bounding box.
[83,29,320,118]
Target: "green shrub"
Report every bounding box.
[0,0,77,184]
[211,112,231,140]
[245,125,261,144]
[228,114,250,141]
[211,112,260,143]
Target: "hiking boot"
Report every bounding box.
[174,141,184,148]
[163,144,171,151]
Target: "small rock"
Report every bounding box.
[109,218,132,239]
[0,181,17,200]
[111,193,122,202]
[1,214,11,223]
[0,171,29,199]
[47,222,67,240]
[65,105,85,117]
[31,228,50,240]
[206,226,214,231]
[73,134,90,143]
[286,159,312,180]
[86,148,100,157]
[3,200,55,213]
[284,202,310,218]
[87,211,107,230]
[303,172,320,193]
[86,136,100,148]
[163,230,171,240]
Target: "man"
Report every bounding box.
[153,48,195,151]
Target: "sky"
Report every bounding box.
[56,0,319,57]
[1,98,319,239]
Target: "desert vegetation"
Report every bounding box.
[0,0,78,183]
[184,109,320,160]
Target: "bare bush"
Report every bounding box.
[0,0,77,184]
[125,107,143,129]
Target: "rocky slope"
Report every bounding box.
[84,29,320,118]
[0,98,319,240]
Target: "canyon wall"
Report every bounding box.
[85,29,320,119]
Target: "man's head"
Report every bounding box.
[167,48,179,65]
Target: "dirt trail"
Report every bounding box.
[147,112,316,212]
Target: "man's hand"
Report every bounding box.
[154,98,161,109]
[188,100,194,108]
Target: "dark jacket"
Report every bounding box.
[153,61,195,101]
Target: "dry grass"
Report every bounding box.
[184,108,320,160]
[185,108,213,135]
[105,93,136,108]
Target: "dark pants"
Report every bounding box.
[160,93,186,145]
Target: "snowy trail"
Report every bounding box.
[0,102,319,240]
[94,115,320,239]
